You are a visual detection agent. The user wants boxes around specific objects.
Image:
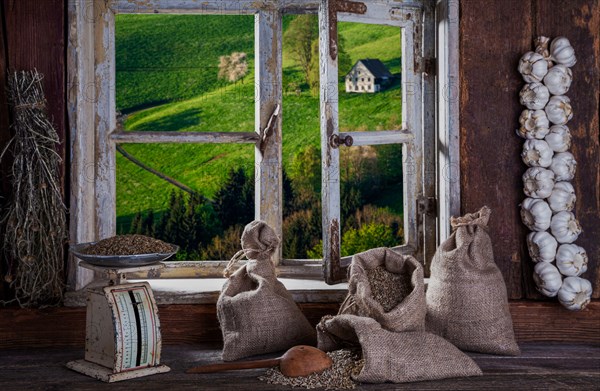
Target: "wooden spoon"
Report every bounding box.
[186,345,333,377]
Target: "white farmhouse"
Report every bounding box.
[345,59,394,93]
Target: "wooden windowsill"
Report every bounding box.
[64,278,349,307]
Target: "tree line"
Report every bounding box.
[127,144,404,260]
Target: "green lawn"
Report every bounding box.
[116,14,255,113]
[115,15,403,232]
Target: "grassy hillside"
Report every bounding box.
[115,15,402,231]
[116,14,255,113]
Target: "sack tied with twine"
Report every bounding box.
[426,206,520,356]
[217,220,316,361]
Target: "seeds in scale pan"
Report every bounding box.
[258,349,364,390]
[366,265,413,312]
[82,234,174,255]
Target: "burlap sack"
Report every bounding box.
[317,314,482,383]
[338,247,425,333]
[217,221,316,361]
[426,206,520,356]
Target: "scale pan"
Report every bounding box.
[70,242,179,268]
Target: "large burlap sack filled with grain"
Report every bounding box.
[317,314,482,383]
[338,247,426,333]
[217,220,316,361]
[426,206,520,356]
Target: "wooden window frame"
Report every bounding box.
[67,0,457,291]
[317,0,437,283]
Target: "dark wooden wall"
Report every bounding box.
[0,0,66,300]
[460,0,600,299]
[1,301,598,349]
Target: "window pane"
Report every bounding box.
[281,15,323,259]
[339,144,404,256]
[115,14,254,132]
[116,143,255,261]
[338,22,402,131]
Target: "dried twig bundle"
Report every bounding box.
[1,69,67,307]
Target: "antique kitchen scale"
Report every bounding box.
[65,243,177,382]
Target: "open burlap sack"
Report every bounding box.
[426,206,520,356]
[338,247,425,333]
[317,314,482,383]
[217,220,316,361]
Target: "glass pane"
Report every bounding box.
[115,14,254,132]
[339,144,404,257]
[116,143,255,261]
[281,14,323,259]
[337,22,402,131]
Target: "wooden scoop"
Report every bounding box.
[186,345,333,377]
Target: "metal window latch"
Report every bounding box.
[329,133,354,148]
[418,196,437,217]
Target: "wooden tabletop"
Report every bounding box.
[0,342,598,390]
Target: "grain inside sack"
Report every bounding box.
[338,247,426,332]
[317,247,482,384]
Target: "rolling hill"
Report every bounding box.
[115,14,403,231]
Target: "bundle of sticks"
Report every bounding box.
[0,69,67,307]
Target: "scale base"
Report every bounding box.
[66,360,170,383]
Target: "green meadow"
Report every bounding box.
[115,14,403,233]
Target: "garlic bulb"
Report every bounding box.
[518,51,549,83]
[534,36,553,67]
[544,125,571,152]
[520,82,550,110]
[547,181,576,212]
[549,151,576,181]
[527,231,558,263]
[533,262,562,297]
[522,139,553,167]
[550,211,582,244]
[558,277,592,311]
[517,109,550,139]
[523,167,555,198]
[521,198,552,231]
[550,36,577,68]
[556,244,588,277]
[545,95,573,125]
[543,65,572,95]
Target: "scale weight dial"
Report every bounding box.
[67,279,170,382]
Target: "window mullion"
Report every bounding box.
[319,0,343,284]
[255,10,283,265]
[400,14,423,258]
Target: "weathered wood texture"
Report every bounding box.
[67,0,96,290]
[112,131,259,144]
[255,10,284,264]
[0,1,9,301]
[0,343,598,390]
[0,301,598,350]
[459,0,600,299]
[1,0,66,189]
[0,0,66,300]
[532,0,600,299]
